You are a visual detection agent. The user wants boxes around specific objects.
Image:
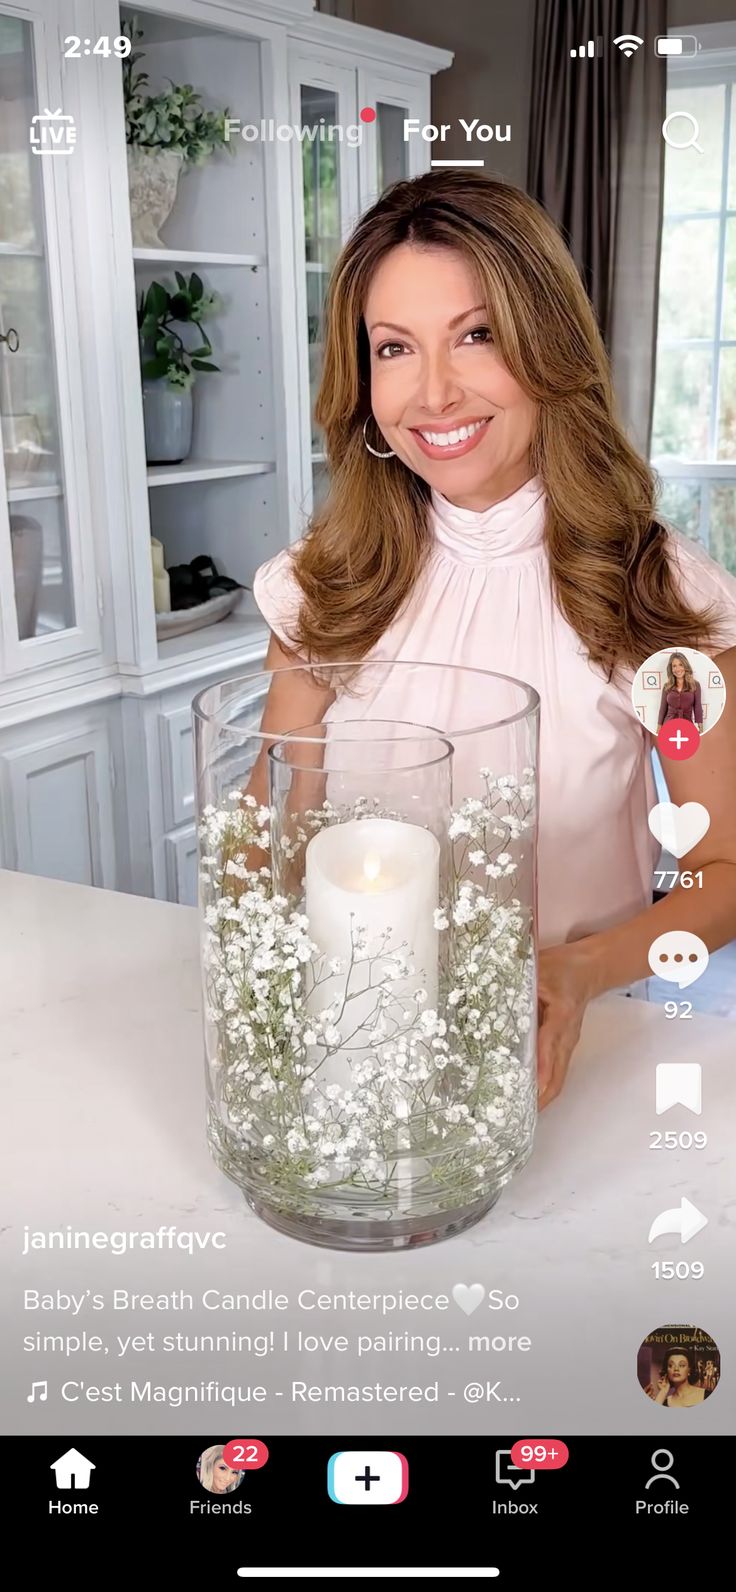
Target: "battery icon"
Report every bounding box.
[655,35,698,57]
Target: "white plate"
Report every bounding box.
[155,588,241,639]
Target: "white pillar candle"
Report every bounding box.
[304,818,440,1084]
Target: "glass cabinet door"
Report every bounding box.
[290,61,359,512]
[301,83,343,472]
[357,70,431,214]
[0,10,96,672]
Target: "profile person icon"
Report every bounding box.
[645,1449,679,1490]
[657,652,703,733]
[197,1444,243,1494]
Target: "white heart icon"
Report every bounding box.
[451,1282,485,1316]
[648,801,710,859]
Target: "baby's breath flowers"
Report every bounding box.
[200,771,536,1222]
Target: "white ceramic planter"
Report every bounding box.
[127,147,184,248]
[142,380,193,463]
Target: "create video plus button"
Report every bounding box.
[327,1450,409,1505]
[657,718,700,761]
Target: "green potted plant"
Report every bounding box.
[138,272,221,463]
[123,16,232,248]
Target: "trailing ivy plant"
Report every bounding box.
[138,273,222,390]
[122,16,232,165]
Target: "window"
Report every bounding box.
[651,27,736,575]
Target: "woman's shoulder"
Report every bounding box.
[253,541,304,648]
[664,524,736,651]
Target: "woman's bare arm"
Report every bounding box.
[245,631,336,807]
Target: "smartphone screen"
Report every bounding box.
[2,3,734,1583]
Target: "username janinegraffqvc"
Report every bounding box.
[21,1225,227,1255]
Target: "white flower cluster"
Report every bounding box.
[199,770,537,1219]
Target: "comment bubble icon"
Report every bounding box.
[647,931,709,988]
[495,1449,535,1490]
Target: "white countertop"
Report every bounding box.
[1,868,733,1436]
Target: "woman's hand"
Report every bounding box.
[537,940,599,1110]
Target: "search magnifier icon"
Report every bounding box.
[662,111,703,152]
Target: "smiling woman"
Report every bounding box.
[364,254,535,495]
[251,169,736,1111]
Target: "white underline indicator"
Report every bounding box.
[236,1572,501,1581]
[430,158,485,166]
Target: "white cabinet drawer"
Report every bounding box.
[158,705,195,830]
[163,822,199,907]
[0,719,117,888]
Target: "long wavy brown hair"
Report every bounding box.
[285,170,719,674]
[665,652,697,692]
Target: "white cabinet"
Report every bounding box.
[0,0,452,902]
[164,822,199,907]
[117,658,269,904]
[0,707,118,887]
[158,702,196,830]
[356,69,431,214]
[0,5,101,683]
[288,18,444,513]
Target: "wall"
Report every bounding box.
[669,1,736,22]
[336,0,536,188]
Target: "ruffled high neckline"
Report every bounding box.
[430,475,546,564]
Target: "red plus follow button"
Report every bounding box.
[657,717,701,761]
[510,1440,569,1471]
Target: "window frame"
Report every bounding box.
[651,24,736,566]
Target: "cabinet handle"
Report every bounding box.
[0,327,20,352]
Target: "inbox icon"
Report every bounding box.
[327,1450,409,1505]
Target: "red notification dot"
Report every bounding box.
[222,1438,269,1471]
[657,718,700,761]
[359,106,376,122]
[510,1439,569,1471]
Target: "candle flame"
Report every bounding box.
[363,851,382,884]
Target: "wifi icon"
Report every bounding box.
[613,33,644,56]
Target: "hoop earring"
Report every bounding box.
[362,415,395,458]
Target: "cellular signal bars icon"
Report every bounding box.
[570,37,603,59]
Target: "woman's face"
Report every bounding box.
[364,243,537,510]
[667,1355,690,1385]
[672,657,686,680]
[211,1458,238,1492]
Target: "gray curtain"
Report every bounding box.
[528,0,666,452]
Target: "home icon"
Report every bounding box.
[50,1448,96,1490]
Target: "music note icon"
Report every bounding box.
[27,1380,48,1403]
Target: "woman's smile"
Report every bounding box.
[365,245,537,509]
[410,415,493,459]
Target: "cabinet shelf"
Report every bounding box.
[147,459,275,488]
[7,482,63,502]
[154,610,267,669]
[0,241,43,257]
[133,248,265,268]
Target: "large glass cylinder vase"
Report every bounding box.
[193,661,539,1251]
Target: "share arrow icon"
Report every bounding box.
[647,1197,708,1245]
